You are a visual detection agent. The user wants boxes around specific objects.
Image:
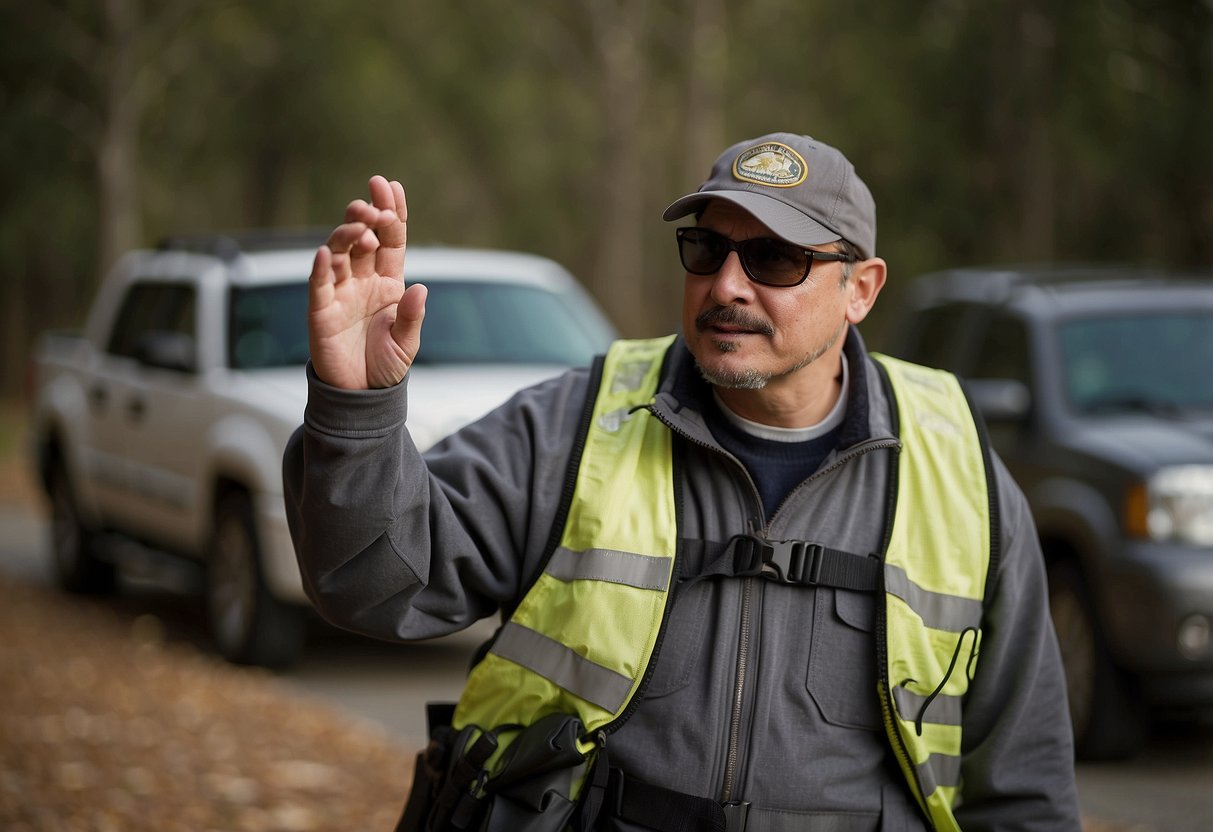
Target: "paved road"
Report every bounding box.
[3,503,1211,829]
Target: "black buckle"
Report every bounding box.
[721,800,751,831]
[731,535,824,586]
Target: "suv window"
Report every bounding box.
[108,283,196,360]
[1060,312,1213,413]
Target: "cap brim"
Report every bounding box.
[662,190,841,248]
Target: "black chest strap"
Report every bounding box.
[681,535,882,592]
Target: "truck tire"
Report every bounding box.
[48,458,116,594]
[1047,560,1147,760]
[207,491,305,667]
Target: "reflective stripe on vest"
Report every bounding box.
[874,353,991,832]
[452,335,680,770]
[451,341,990,832]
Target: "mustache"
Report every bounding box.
[695,306,774,337]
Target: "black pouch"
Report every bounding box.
[396,704,499,832]
[400,709,604,832]
[478,713,591,832]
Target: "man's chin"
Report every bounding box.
[693,356,769,390]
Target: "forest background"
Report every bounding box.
[2,0,1210,398]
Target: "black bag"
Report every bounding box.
[397,709,605,832]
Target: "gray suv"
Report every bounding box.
[888,265,1213,759]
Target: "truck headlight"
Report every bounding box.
[1126,465,1213,547]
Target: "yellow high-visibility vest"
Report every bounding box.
[453,338,992,831]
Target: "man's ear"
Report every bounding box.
[845,257,887,324]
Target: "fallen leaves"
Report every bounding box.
[0,576,414,831]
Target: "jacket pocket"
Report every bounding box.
[642,581,709,699]
[806,588,882,730]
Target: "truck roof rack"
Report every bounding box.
[156,228,332,261]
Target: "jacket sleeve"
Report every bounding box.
[282,362,592,642]
[953,454,1083,830]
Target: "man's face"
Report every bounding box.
[681,200,852,392]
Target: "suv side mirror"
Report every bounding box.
[133,331,197,373]
[966,378,1031,423]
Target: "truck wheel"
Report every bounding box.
[48,459,116,594]
[1047,561,1147,760]
[207,492,305,667]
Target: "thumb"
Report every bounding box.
[393,282,428,363]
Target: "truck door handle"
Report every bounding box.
[88,384,108,411]
[126,396,146,422]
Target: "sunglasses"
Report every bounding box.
[676,226,851,287]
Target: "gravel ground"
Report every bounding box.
[0,574,415,831]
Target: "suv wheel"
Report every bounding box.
[207,492,305,667]
[1047,560,1147,760]
[48,458,115,594]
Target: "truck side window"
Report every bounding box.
[107,283,197,361]
[971,314,1030,385]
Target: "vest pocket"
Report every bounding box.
[806,588,882,730]
[641,581,709,699]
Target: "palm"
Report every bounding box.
[307,177,427,390]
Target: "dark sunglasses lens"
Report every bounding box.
[742,239,808,286]
[679,230,728,274]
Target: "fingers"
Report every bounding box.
[323,220,378,280]
[334,177,406,282]
[370,176,407,282]
[312,176,406,294]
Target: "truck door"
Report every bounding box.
[95,281,202,548]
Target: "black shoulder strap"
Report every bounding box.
[957,377,1003,606]
[502,354,607,622]
[869,358,901,571]
[871,357,1002,607]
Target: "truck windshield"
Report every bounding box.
[229,280,614,370]
[1060,312,1213,414]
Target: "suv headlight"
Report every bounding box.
[1126,465,1213,547]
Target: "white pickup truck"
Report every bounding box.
[29,232,616,666]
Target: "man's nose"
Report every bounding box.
[709,251,755,305]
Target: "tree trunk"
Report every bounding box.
[587,0,651,336]
[96,0,144,277]
[683,0,727,186]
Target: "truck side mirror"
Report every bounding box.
[133,331,197,373]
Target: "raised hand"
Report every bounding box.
[307,176,428,389]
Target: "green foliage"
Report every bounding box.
[1,0,1210,393]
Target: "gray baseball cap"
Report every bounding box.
[663,132,876,259]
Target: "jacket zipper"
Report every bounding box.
[647,406,899,804]
[647,405,765,804]
[721,575,753,803]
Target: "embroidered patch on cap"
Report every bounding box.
[732,142,807,188]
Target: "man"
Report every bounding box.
[284,132,1081,831]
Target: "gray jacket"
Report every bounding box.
[283,329,1081,831]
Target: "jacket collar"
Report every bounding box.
[655,327,897,450]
